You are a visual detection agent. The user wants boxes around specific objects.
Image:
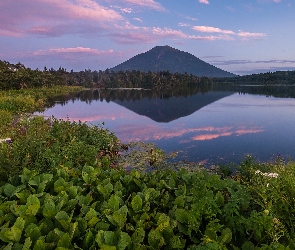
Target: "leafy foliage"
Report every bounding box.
[0,116,118,180]
[1,157,294,249]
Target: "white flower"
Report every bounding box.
[255,170,278,178]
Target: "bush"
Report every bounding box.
[0,116,118,180]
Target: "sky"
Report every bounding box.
[1,0,295,75]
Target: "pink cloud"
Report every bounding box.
[152,27,187,38]
[192,25,267,41]
[33,47,114,56]
[0,0,123,37]
[189,126,264,142]
[121,0,165,11]
[237,31,267,39]
[199,0,210,4]
[133,18,143,22]
[38,0,123,21]
[192,132,233,141]
[192,26,235,34]
[235,129,264,136]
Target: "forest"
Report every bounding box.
[213,70,295,85]
[1,60,295,91]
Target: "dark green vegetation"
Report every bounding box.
[1,60,295,249]
[0,61,67,90]
[213,71,295,85]
[2,60,294,91]
[111,46,236,78]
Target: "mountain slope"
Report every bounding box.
[111,45,236,77]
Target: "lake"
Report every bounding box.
[37,85,295,167]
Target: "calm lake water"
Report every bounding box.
[37,85,295,166]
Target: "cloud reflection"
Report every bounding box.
[115,125,264,143]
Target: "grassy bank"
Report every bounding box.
[0,86,83,138]
[1,87,295,249]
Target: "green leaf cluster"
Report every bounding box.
[1,159,293,249]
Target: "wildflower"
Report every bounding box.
[0,138,12,144]
[255,170,278,178]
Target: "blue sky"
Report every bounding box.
[0,0,294,75]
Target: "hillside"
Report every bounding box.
[111,45,236,77]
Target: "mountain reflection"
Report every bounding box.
[45,85,295,123]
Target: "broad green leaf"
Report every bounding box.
[85,208,97,221]
[77,218,87,234]
[63,198,78,213]
[3,184,17,197]
[69,222,78,239]
[68,186,78,199]
[20,168,38,184]
[33,237,46,250]
[54,178,67,193]
[26,195,40,216]
[175,209,188,223]
[219,228,232,245]
[22,237,32,250]
[168,177,176,189]
[43,199,57,218]
[2,243,13,250]
[55,211,70,221]
[88,217,99,228]
[28,174,53,193]
[55,211,70,231]
[104,231,117,246]
[169,236,185,249]
[132,228,145,244]
[97,184,109,199]
[77,193,92,206]
[173,195,185,208]
[157,214,170,232]
[104,182,113,193]
[12,204,27,217]
[57,232,72,249]
[38,218,55,235]
[108,195,120,212]
[46,228,65,243]
[130,170,141,179]
[83,230,94,249]
[24,223,41,243]
[215,191,224,207]
[0,217,25,243]
[131,195,142,212]
[117,231,131,250]
[15,190,31,204]
[95,230,104,246]
[148,229,164,249]
[96,221,110,231]
[111,205,128,227]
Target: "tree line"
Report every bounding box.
[0,61,66,90]
[213,71,295,85]
[1,60,295,90]
[0,60,213,90]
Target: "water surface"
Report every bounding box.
[37,86,295,166]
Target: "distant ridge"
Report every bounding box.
[111,45,236,77]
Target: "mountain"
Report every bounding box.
[111,45,236,77]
